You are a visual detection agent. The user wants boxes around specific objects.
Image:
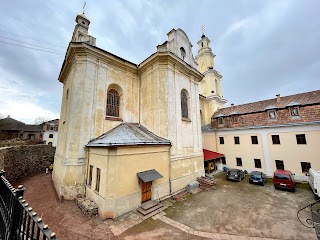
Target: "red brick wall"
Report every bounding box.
[212,104,320,129]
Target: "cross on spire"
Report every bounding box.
[201,25,205,36]
[83,1,86,14]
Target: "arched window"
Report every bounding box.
[106,89,120,117]
[201,42,204,47]
[181,90,188,118]
[49,134,53,138]
[180,47,186,60]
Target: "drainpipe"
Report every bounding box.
[138,70,141,128]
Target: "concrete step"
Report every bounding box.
[137,203,163,216]
[141,200,159,210]
[136,206,165,220]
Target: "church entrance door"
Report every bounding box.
[141,181,152,203]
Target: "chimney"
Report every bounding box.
[276,94,280,102]
[231,103,235,110]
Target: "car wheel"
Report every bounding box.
[274,184,278,190]
[292,188,296,192]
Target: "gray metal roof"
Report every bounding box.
[86,123,171,147]
[264,105,278,110]
[137,169,163,182]
[286,101,300,107]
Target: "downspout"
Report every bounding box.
[138,69,141,127]
[169,63,176,197]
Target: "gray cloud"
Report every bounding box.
[0,0,319,122]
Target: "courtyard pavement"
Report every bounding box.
[13,172,317,240]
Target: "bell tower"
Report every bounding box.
[195,27,227,125]
[71,5,96,46]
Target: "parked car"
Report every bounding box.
[273,170,295,192]
[249,171,267,185]
[308,168,320,199]
[226,169,245,182]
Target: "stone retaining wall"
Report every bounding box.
[0,145,55,181]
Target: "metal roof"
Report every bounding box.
[86,123,171,147]
[137,169,163,182]
[286,102,301,107]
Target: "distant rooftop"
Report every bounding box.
[213,90,320,118]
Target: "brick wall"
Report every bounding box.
[0,145,55,181]
[212,104,320,129]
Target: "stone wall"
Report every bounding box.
[0,145,55,181]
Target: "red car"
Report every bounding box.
[273,170,295,192]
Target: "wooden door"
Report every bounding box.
[141,181,152,203]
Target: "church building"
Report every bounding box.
[53,11,223,219]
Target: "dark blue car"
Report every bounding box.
[249,171,267,186]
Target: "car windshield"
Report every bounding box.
[229,171,238,175]
[274,173,290,180]
[251,174,261,179]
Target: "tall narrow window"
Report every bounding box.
[95,168,101,192]
[275,160,284,170]
[234,136,240,144]
[106,89,120,117]
[254,159,261,168]
[219,137,224,144]
[181,90,188,118]
[236,158,242,166]
[180,47,186,60]
[88,165,93,186]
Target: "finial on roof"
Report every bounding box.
[201,25,205,38]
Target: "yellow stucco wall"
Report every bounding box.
[86,145,170,219]
[267,130,320,176]
[202,125,320,179]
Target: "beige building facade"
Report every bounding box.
[53,12,204,219]
[203,91,320,181]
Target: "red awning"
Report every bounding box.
[203,149,224,161]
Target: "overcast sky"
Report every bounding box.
[0,0,319,123]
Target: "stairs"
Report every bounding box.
[136,200,165,220]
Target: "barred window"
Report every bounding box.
[106,89,120,117]
[181,91,188,118]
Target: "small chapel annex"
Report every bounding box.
[53,10,225,219]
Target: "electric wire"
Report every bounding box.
[0,39,64,55]
[0,29,65,48]
[0,35,65,52]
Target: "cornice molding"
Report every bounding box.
[59,43,139,83]
[138,52,204,82]
[203,68,223,78]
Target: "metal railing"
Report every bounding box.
[297,199,320,239]
[0,170,57,240]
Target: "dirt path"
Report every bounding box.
[12,173,113,240]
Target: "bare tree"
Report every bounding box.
[34,116,49,125]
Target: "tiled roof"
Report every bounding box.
[213,90,320,118]
[86,123,171,147]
